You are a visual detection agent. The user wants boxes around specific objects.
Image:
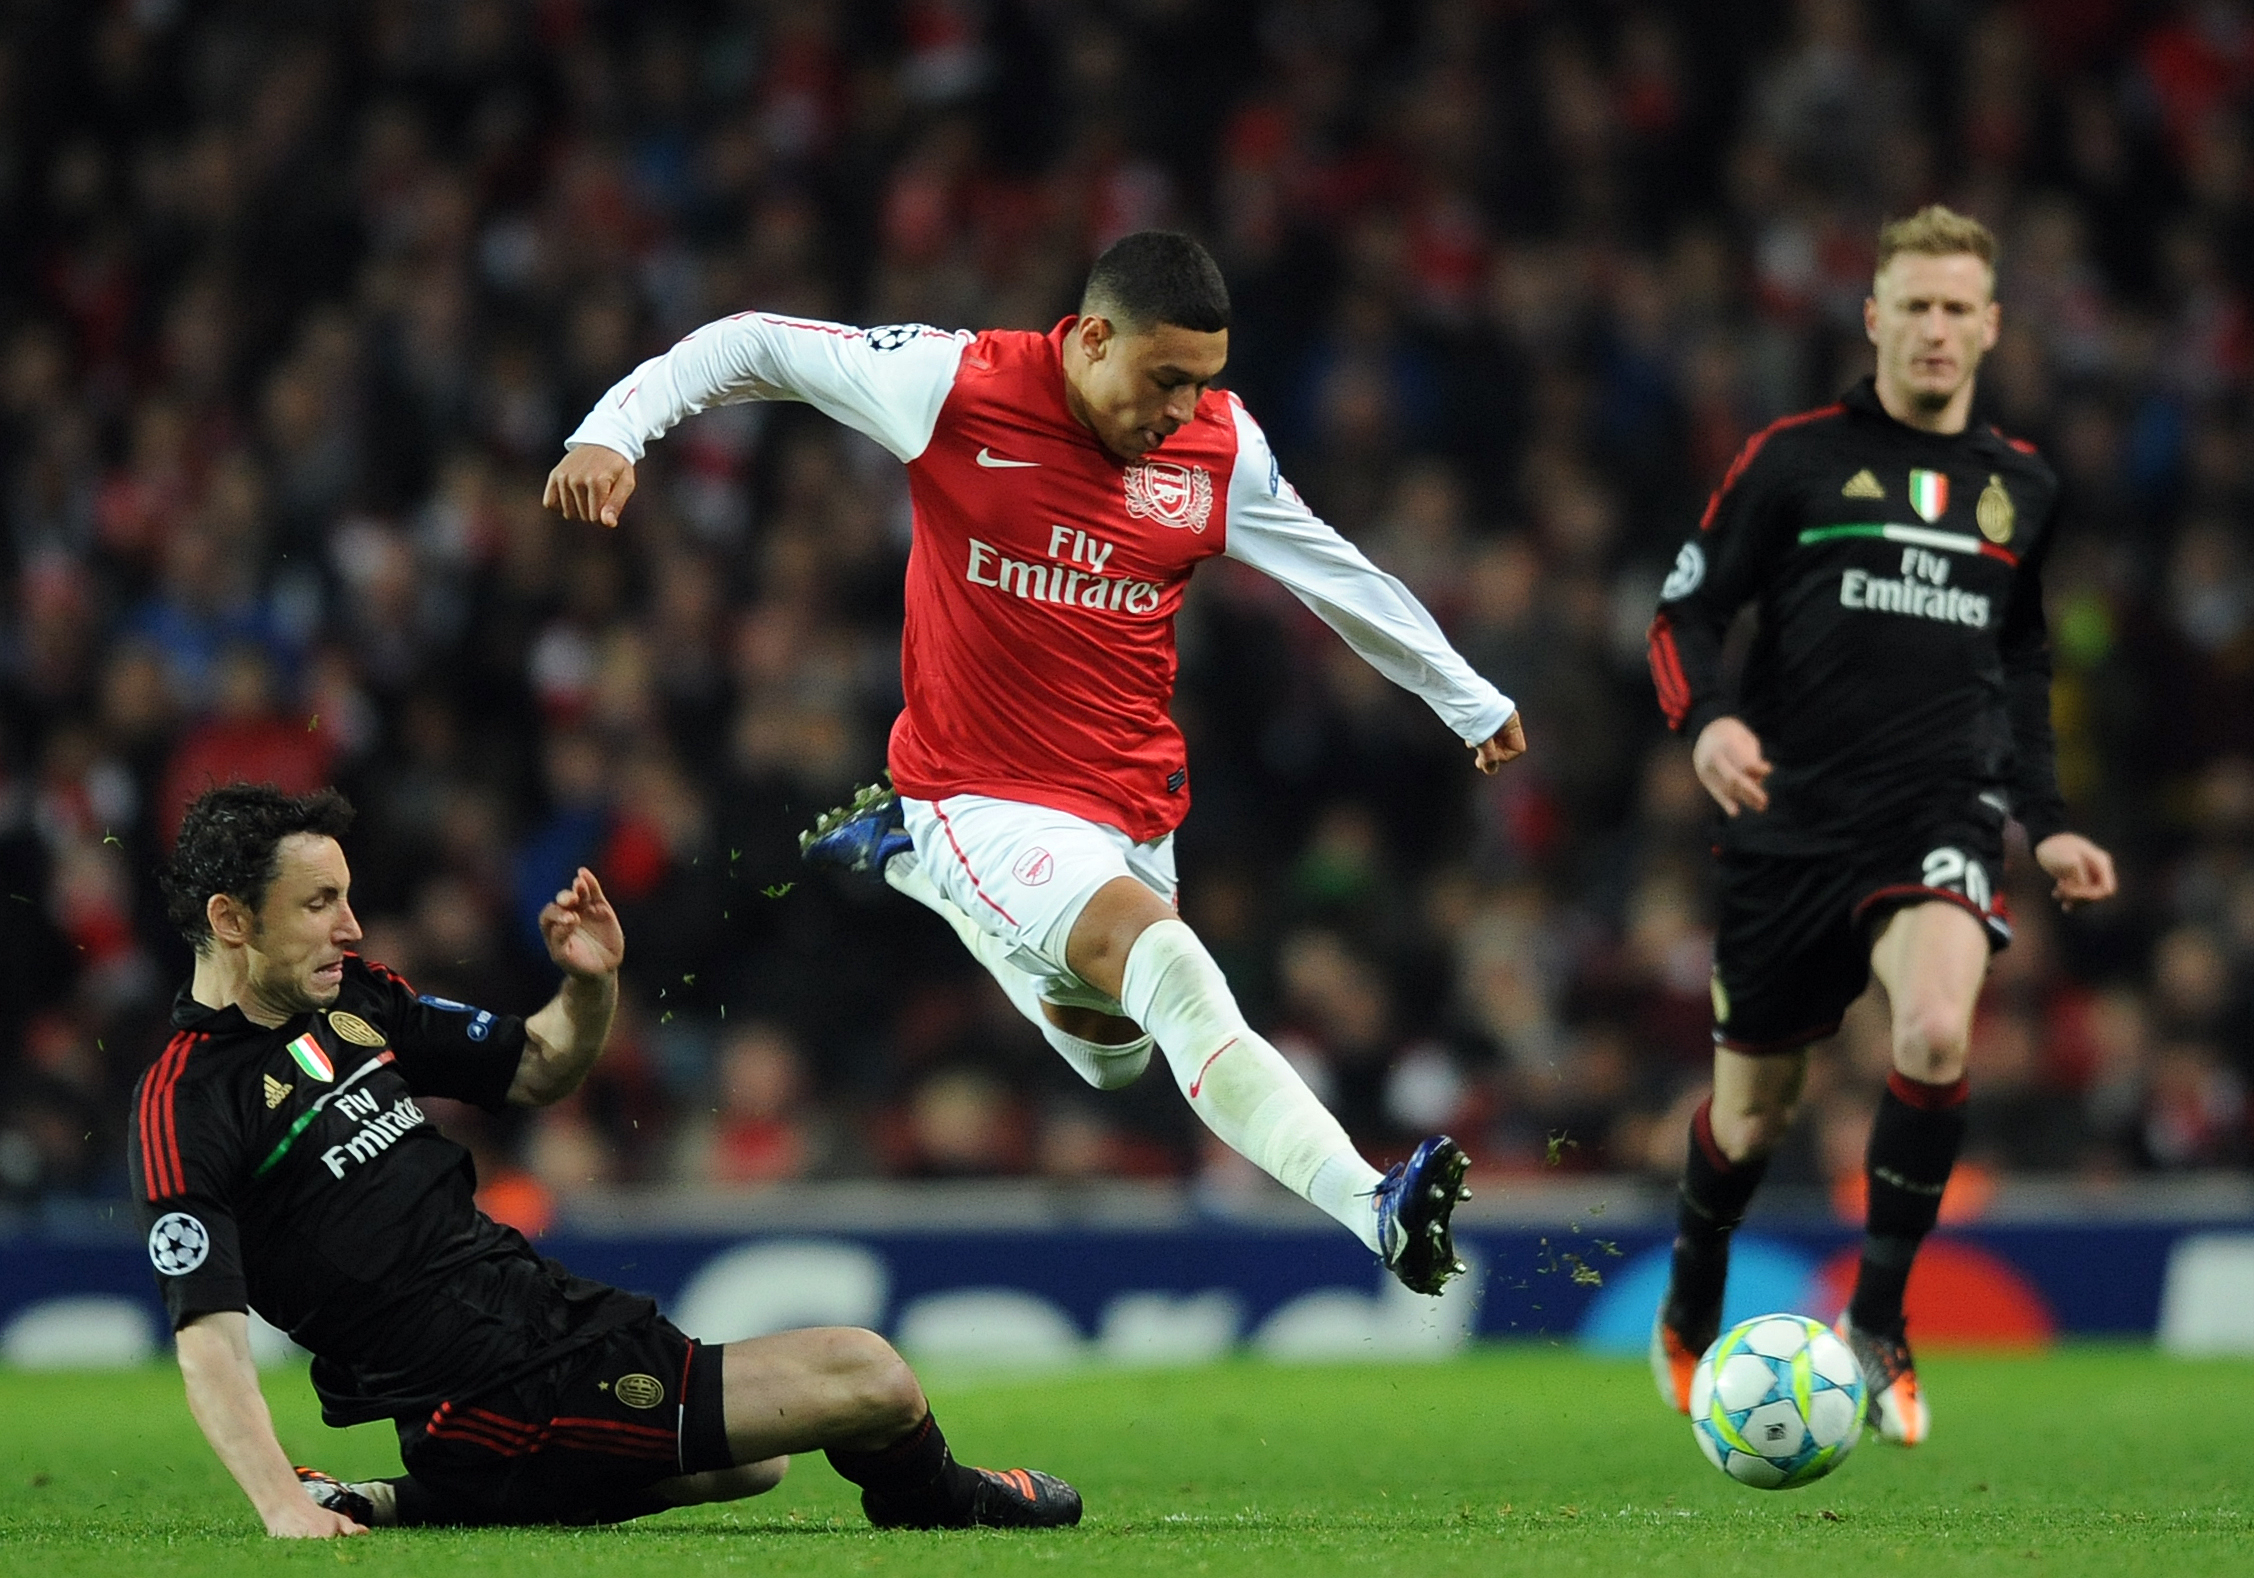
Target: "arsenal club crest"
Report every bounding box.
[1124,461,1214,532]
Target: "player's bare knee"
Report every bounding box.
[1712,1100,1796,1162]
[1893,1005,1969,1082]
[850,1335,927,1433]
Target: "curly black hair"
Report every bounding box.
[160,784,356,952]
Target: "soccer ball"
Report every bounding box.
[1689,1313,1866,1489]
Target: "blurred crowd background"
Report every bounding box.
[3,0,2252,1227]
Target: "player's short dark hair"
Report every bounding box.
[1080,231,1231,334]
[161,784,356,952]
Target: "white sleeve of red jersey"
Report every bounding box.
[1222,401,1516,745]
[564,314,970,464]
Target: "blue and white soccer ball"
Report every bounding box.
[1690,1313,1867,1490]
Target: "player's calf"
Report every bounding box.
[1654,1095,1778,1412]
[831,1411,1082,1530]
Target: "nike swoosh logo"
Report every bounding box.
[976,447,1040,468]
[1187,1038,1237,1099]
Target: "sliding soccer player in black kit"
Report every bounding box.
[1644,208,2117,1444]
[132,784,1078,1536]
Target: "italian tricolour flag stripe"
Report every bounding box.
[1798,521,2018,565]
[1908,469,1948,521]
[285,1033,334,1082]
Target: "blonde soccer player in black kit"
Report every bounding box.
[1644,207,2118,1443]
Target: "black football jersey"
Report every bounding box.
[129,955,641,1426]
[1647,378,2070,856]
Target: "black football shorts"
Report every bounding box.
[396,1308,733,1525]
[1710,796,2012,1054]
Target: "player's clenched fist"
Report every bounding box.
[2034,831,2117,911]
[543,444,637,527]
[1472,711,1527,774]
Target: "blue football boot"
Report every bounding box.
[800,780,912,875]
[1375,1135,1472,1294]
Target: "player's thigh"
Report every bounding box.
[1868,900,1990,1069]
[1710,850,1871,1056]
[398,1314,731,1525]
[713,1326,925,1463]
[1857,812,2007,1070]
[901,794,1157,978]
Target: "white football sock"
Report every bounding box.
[1119,918,1383,1250]
[885,853,1153,1090]
[348,1480,398,1526]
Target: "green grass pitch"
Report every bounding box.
[1,1348,2249,1576]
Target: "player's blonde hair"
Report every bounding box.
[1875,205,1997,283]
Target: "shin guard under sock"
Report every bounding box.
[1666,1098,1771,1341]
[1120,918,1384,1250]
[1849,1072,1968,1334]
[826,1411,980,1527]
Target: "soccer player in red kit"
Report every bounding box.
[546,233,1524,1292]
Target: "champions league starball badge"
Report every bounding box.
[149,1212,210,1275]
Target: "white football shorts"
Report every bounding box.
[899,792,1177,1013]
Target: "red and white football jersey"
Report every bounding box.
[568,315,1513,840]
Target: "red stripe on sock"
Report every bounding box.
[1690,1097,1733,1172]
[1887,1071,1969,1110]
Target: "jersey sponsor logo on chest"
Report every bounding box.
[253,1049,401,1180]
[1838,544,1991,628]
[319,1088,427,1179]
[965,525,1167,615]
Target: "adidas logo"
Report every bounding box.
[263,1073,293,1109]
[1842,470,1885,499]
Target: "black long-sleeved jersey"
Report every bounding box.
[1647,378,2070,856]
[129,955,645,1426]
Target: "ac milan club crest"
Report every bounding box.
[1123,462,1214,532]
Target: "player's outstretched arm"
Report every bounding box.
[511,867,625,1106]
[2034,831,2117,911]
[176,1312,366,1538]
[1220,408,1517,757]
[544,444,637,528]
[551,313,966,510]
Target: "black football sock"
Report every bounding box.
[384,1474,479,1527]
[1849,1071,1969,1335]
[827,1411,980,1528]
[1666,1097,1771,1343]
